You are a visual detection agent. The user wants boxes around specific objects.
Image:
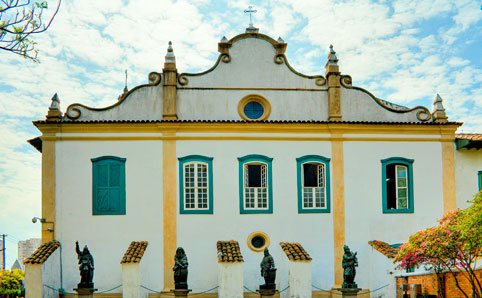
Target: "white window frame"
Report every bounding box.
[395,165,408,209]
[243,162,269,210]
[301,162,327,209]
[183,161,209,210]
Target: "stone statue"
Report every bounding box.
[342,245,358,288]
[75,241,94,289]
[260,248,277,290]
[173,247,188,289]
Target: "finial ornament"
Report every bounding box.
[118,70,129,101]
[432,93,448,122]
[327,44,339,66]
[165,41,176,64]
[244,5,259,33]
[221,36,228,42]
[46,93,62,122]
[124,69,128,90]
[49,93,60,111]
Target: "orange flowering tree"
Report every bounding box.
[396,192,482,298]
[0,269,24,296]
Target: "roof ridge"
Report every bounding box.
[279,241,312,261]
[121,241,148,264]
[23,240,60,264]
[217,240,244,263]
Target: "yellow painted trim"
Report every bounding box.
[41,136,454,142]
[331,138,345,287]
[246,231,271,252]
[237,95,272,121]
[163,136,177,290]
[41,137,55,244]
[442,141,456,213]
[35,122,460,135]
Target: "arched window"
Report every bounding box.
[178,155,213,214]
[91,156,126,215]
[296,155,331,213]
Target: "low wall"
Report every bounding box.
[396,269,482,298]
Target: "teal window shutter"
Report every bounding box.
[381,157,414,214]
[92,156,126,215]
[178,155,214,214]
[238,154,273,214]
[296,155,331,213]
[478,171,482,191]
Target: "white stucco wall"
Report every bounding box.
[181,38,325,90]
[218,262,243,298]
[122,263,140,298]
[55,140,164,293]
[368,248,399,298]
[288,261,312,298]
[176,140,334,293]
[42,248,61,298]
[177,89,329,121]
[344,140,444,291]
[455,148,482,209]
[65,84,163,121]
[52,133,449,294]
[340,88,421,122]
[24,264,42,298]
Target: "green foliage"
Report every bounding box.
[35,1,48,9]
[0,0,60,62]
[0,269,24,295]
[396,191,482,298]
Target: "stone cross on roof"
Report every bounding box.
[244,5,257,27]
[244,5,259,33]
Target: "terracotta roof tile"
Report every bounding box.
[280,242,312,261]
[456,134,482,141]
[121,241,148,264]
[23,240,60,264]
[217,240,243,263]
[368,240,400,259]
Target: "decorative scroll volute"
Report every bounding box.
[340,75,432,122]
[65,72,162,120]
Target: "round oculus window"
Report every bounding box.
[247,231,270,252]
[244,101,264,120]
[251,235,266,249]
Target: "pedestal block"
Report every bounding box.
[73,288,97,298]
[256,289,279,297]
[338,287,362,297]
[170,289,192,297]
[218,262,243,298]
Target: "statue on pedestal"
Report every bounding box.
[75,241,95,289]
[259,248,276,290]
[173,247,189,290]
[342,245,358,289]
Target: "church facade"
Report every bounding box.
[26,27,482,298]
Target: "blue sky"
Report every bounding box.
[0,0,481,268]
